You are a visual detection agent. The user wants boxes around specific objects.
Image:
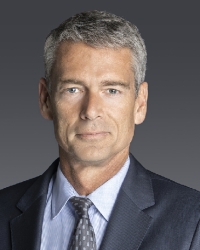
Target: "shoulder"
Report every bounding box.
[0,177,39,197]
[145,168,200,227]
[130,154,200,213]
[0,177,39,212]
[0,158,59,207]
[148,169,200,201]
[132,154,200,200]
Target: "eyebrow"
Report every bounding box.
[101,80,130,89]
[59,79,84,85]
[58,79,130,89]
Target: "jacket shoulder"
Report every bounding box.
[148,169,200,193]
[0,177,39,212]
[147,169,200,209]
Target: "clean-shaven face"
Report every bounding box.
[44,42,147,165]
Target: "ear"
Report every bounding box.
[39,78,53,120]
[134,82,148,125]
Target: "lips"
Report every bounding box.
[76,132,109,139]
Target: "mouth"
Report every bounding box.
[76,132,109,140]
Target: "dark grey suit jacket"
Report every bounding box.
[1,154,200,250]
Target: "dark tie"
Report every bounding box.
[69,196,96,250]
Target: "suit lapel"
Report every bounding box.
[100,154,155,250]
[10,159,59,250]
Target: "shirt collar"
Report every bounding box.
[51,157,130,221]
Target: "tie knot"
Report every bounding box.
[69,196,93,219]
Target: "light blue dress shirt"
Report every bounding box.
[40,157,130,250]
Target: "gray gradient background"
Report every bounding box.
[0,1,199,190]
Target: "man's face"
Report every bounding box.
[39,42,148,165]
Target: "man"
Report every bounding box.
[0,10,200,250]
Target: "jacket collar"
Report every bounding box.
[100,154,155,250]
[122,154,155,210]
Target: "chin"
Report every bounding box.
[71,146,113,165]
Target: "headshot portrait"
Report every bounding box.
[0,2,200,250]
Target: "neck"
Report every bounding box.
[59,147,129,195]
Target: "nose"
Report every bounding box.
[80,91,103,120]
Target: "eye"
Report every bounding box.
[67,88,79,93]
[108,89,119,94]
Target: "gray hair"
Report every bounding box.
[44,10,147,92]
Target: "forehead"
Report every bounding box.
[52,42,134,83]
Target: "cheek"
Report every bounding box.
[51,105,68,134]
[119,115,135,135]
[115,102,135,134]
[109,106,134,134]
[52,104,79,139]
